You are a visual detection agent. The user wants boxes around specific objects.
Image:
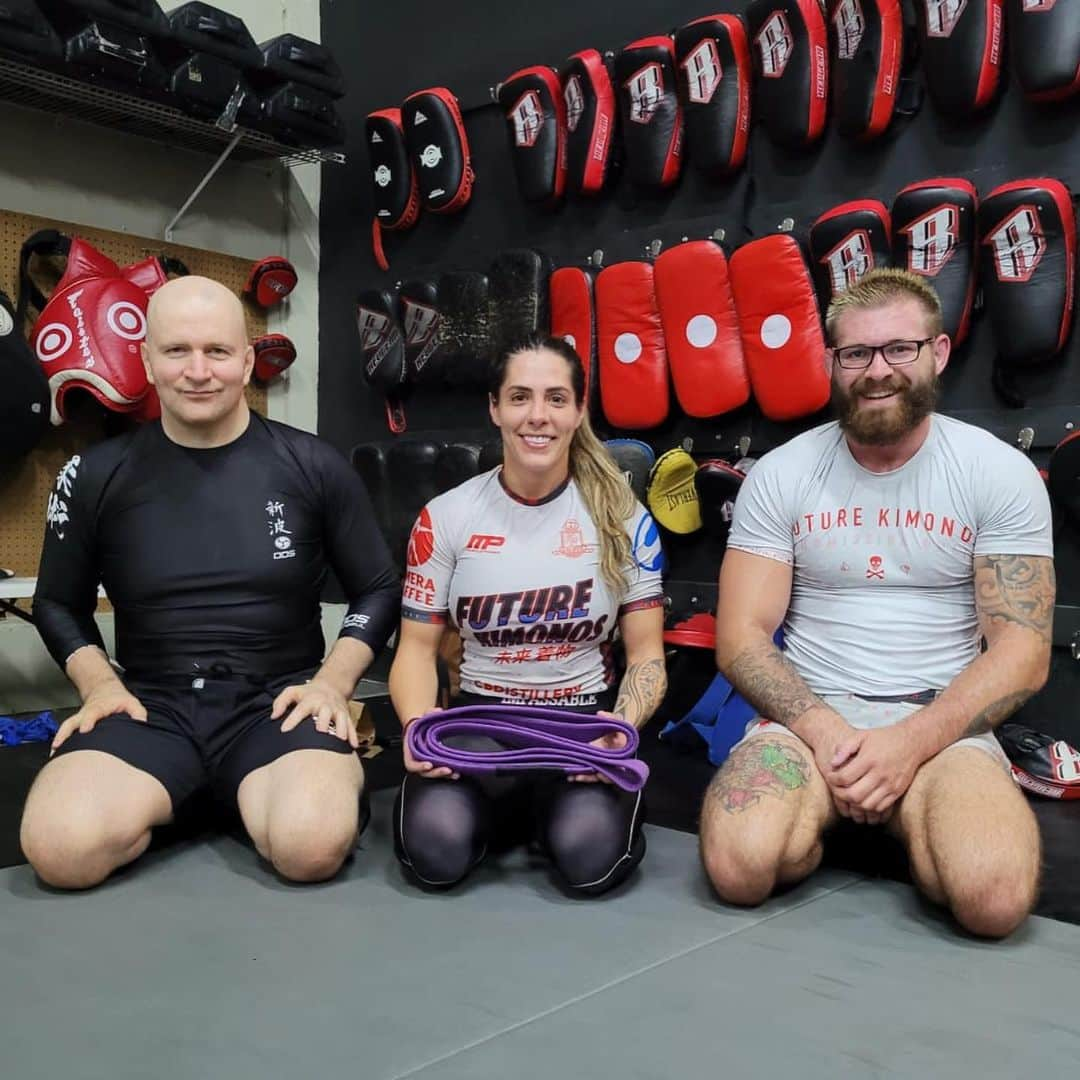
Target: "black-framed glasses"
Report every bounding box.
[831,338,934,370]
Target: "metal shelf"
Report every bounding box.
[0,56,344,167]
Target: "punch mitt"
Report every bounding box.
[252,333,296,383]
[647,447,701,534]
[402,86,474,213]
[243,256,297,308]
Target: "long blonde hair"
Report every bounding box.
[492,336,635,594]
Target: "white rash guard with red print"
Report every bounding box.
[727,415,1053,697]
[402,469,666,707]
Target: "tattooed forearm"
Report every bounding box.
[613,657,667,727]
[726,640,825,728]
[706,740,811,815]
[975,555,1055,644]
[962,690,1034,738]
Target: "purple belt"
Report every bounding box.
[405,705,650,792]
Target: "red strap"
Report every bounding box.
[372,218,390,272]
[386,397,407,434]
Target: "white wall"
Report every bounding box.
[0,1,332,712]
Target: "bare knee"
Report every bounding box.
[701,839,776,906]
[267,822,355,883]
[21,806,149,890]
[948,871,1037,939]
[700,823,822,907]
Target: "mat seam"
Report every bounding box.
[387,874,863,1080]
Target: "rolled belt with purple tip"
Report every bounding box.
[405,704,650,792]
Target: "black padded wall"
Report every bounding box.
[318,0,1080,597]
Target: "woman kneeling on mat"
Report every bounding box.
[388,335,667,894]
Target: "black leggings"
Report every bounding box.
[393,690,645,896]
[393,770,645,896]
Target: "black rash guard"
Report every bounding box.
[34,413,399,678]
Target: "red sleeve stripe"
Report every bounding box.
[618,596,666,616]
[402,606,448,624]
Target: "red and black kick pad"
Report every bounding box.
[243,256,297,308]
[729,234,830,421]
[1008,0,1080,102]
[998,723,1080,800]
[357,288,408,434]
[746,0,829,147]
[613,37,684,190]
[550,266,598,407]
[366,107,420,270]
[252,333,296,383]
[891,178,978,346]
[402,86,474,213]
[560,49,616,195]
[497,66,567,204]
[596,261,670,430]
[978,178,1076,366]
[674,15,752,178]
[654,239,749,418]
[808,199,892,311]
[916,0,1004,116]
[1048,430,1080,527]
[829,0,904,140]
[399,279,443,386]
[695,459,746,541]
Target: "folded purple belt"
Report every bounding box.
[406,704,650,792]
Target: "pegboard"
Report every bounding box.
[0,208,269,604]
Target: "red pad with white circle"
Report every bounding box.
[549,266,597,401]
[729,234,830,421]
[596,261,670,430]
[30,238,159,426]
[654,239,749,418]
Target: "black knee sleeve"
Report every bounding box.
[543,785,646,896]
[393,775,490,888]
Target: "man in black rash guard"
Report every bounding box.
[21,276,399,889]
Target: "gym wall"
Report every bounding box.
[0,0,323,712]
[318,1,1080,607]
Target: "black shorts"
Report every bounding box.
[50,667,354,810]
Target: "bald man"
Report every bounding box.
[23,277,399,888]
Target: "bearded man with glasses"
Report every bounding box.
[699,268,1054,938]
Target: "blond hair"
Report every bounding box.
[569,411,634,594]
[825,268,944,343]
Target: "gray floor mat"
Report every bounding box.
[406,878,1080,1080]
[2,792,1075,1080]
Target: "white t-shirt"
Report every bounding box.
[727,415,1053,696]
[402,469,665,705]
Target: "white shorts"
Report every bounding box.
[736,693,1011,774]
